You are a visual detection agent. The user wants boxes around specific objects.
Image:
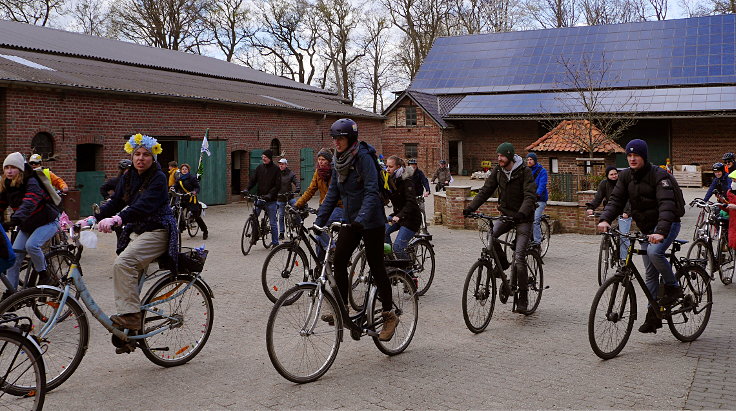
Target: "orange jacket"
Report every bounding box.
[295,170,342,208]
[38,168,67,191]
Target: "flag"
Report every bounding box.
[197,129,210,180]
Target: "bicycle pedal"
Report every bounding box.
[350,328,362,341]
[115,343,137,354]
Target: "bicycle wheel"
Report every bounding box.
[262,243,310,304]
[0,328,46,410]
[261,218,272,249]
[348,249,370,311]
[539,218,551,258]
[185,209,199,238]
[140,275,214,367]
[719,247,736,285]
[461,260,496,333]
[266,284,341,383]
[503,228,516,264]
[597,235,618,286]
[686,239,715,280]
[0,287,89,392]
[522,250,544,315]
[372,269,418,356]
[667,265,712,342]
[240,218,256,256]
[410,239,435,296]
[693,209,705,241]
[588,275,636,360]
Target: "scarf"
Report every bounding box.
[335,141,360,183]
[317,164,331,181]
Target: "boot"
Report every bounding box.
[379,311,399,341]
[638,307,662,333]
[36,270,57,286]
[202,230,208,240]
[516,289,528,313]
[111,312,143,332]
[660,284,684,306]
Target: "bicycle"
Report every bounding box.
[266,221,418,384]
[416,195,431,236]
[686,198,734,284]
[277,191,301,242]
[240,192,273,256]
[0,313,46,411]
[590,212,629,286]
[502,214,552,260]
[169,190,200,242]
[0,224,215,393]
[588,229,712,360]
[462,212,545,333]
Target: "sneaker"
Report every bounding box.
[36,270,58,286]
[279,233,285,240]
[379,311,399,341]
[516,290,528,313]
[660,284,684,306]
[637,308,662,334]
[110,312,143,331]
[499,282,511,304]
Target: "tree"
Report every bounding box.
[581,0,639,25]
[525,0,578,28]
[203,0,253,62]
[0,0,64,26]
[68,0,110,36]
[453,0,525,34]
[315,0,363,99]
[358,13,396,112]
[711,0,736,12]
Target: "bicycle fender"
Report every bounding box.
[296,281,318,287]
[195,277,215,299]
[36,284,82,309]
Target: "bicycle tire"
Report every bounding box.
[667,264,712,342]
[461,260,496,334]
[372,269,418,356]
[597,235,618,286]
[410,239,435,296]
[0,328,46,409]
[686,239,715,281]
[261,218,273,249]
[266,284,341,383]
[185,209,200,238]
[240,218,256,256]
[588,275,636,360]
[503,228,516,264]
[39,249,83,321]
[719,247,736,285]
[348,249,370,312]
[262,243,311,304]
[139,275,214,367]
[0,287,89,392]
[522,250,544,315]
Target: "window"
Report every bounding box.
[550,157,559,173]
[270,138,281,156]
[404,144,418,159]
[584,160,592,175]
[31,132,54,160]
[405,106,417,126]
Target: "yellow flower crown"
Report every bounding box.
[124,133,163,155]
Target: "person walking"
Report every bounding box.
[276,158,300,240]
[100,159,132,200]
[408,158,431,234]
[431,160,452,192]
[526,153,548,247]
[246,149,280,246]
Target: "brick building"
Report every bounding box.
[0,20,383,214]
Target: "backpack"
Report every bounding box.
[649,167,686,218]
[32,168,62,207]
[356,142,392,204]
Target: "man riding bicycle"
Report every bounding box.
[463,142,537,312]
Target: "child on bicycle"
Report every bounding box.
[175,163,208,240]
[384,156,421,259]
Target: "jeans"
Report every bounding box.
[532,201,547,244]
[277,198,297,234]
[492,219,531,291]
[6,220,59,290]
[641,222,681,304]
[385,223,416,259]
[617,216,632,260]
[255,201,279,245]
[316,207,344,261]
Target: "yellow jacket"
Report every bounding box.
[168,168,179,187]
[40,168,68,191]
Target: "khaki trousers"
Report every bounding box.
[113,229,168,314]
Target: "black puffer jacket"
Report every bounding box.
[248,162,280,201]
[600,163,681,235]
[387,166,421,232]
[467,155,537,222]
[586,178,631,215]
[0,164,58,232]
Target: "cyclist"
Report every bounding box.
[100,159,132,200]
[526,152,548,248]
[175,163,208,240]
[384,156,421,259]
[294,149,342,259]
[276,158,300,240]
[167,161,180,188]
[315,118,398,341]
[431,160,452,192]
[79,134,178,333]
[462,142,537,313]
[245,149,280,247]
[0,152,60,297]
[408,158,431,234]
[704,162,729,202]
[28,154,68,193]
[598,139,684,334]
[723,153,735,174]
[586,166,632,260]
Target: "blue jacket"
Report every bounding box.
[316,142,386,230]
[529,163,548,202]
[704,173,729,202]
[0,228,15,274]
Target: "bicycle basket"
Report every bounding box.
[160,247,209,273]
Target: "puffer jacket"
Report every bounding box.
[387,166,421,232]
[316,142,385,230]
[586,178,632,215]
[247,162,280,201]
[467,154,537,222]
[0,163,59,232]
[705,173,730,202]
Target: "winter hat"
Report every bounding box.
[497,142,515,160]
[317,149,333,163]
[3,152,25,171]
[526,152,538,164]
[263,150,274,161]
[625,139,648,162]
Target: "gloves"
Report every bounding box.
[350,221,364,232]
[98,215,122,233]
[462,207,473,217]
[77,216,96,227]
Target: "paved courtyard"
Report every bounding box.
[30,187,736,409]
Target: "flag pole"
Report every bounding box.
[197,128,209,180]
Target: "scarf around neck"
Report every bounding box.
[317,164,331,181]
[335,141,360,183]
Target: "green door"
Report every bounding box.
[76,171,105,215]
[177,140,227,205]
[299,148,314,193]
[247,149,264,193]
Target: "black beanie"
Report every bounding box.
[263,149,274,161]
[605,165,618,180]
[625,139,648,162]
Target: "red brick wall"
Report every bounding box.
[382,96,448,169]
[1,87,383,198]
[671,117,736,167]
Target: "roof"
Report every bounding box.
[525,120,625,153]
[383,90,454,128]
[411,14,736,95]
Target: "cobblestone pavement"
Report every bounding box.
[35,188,736,409]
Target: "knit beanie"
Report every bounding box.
[625,139,648,162]
[526,152,538,164]
[263,149,274,161]
[317,149,333,163]
[497,142,515,161]
[3,152,25,171]
[605,165,618,180]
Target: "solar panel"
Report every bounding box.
[411,14,736,94]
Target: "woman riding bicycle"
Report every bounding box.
[0,152,60,299]
[384,156,421,259]
[175,163,208,240]
[586,166,632,260]
[79,134,178,332]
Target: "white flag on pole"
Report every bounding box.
[201,131,211,157]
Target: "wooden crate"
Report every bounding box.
[673,165,702,188]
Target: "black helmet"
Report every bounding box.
[723,152,735,163]
[118,159,132,170]
[439,159,447,165]
[329,118,358,140]
[713,162,725,172]
[407,158,417,165]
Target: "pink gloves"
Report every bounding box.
[77,216,96,227]
[97,215,122,233]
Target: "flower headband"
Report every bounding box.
[124,133,163,155]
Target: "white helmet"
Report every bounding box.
[29,154,42,164]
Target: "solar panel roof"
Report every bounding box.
[411,14,736,94]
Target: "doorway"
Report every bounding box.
[449,141,463,175]
[231,150,247,194]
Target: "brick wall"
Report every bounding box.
[382,96,448,169]
[1,87,383,197]
[671,117,736,167]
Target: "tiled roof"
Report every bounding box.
[525,120,625,153]
[409,91,450,128]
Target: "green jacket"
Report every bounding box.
[467,154,537,222]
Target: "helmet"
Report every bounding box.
[723,152,735,163]
[407,158,417,165]
[29,154,42,164]
[329,118,358,139]
[118,159,132,170]
[439,159,447,165]
[713,162,725,172]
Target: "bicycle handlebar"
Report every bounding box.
[311,221,347,233]
[464,212,514,223]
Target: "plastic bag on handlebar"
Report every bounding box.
[79,230,98,249]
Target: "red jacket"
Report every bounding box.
[726,191,736,249]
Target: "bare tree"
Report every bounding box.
[68,0,109,36]
[452,0,525,34]
[678,0,710,16]
[581,0,639,25]
[0,0,64,26]
[358,14,396,112]
[711,0,736,12]
[525,0,578,28]
[315,0,363,98]
[203,0,252,62]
